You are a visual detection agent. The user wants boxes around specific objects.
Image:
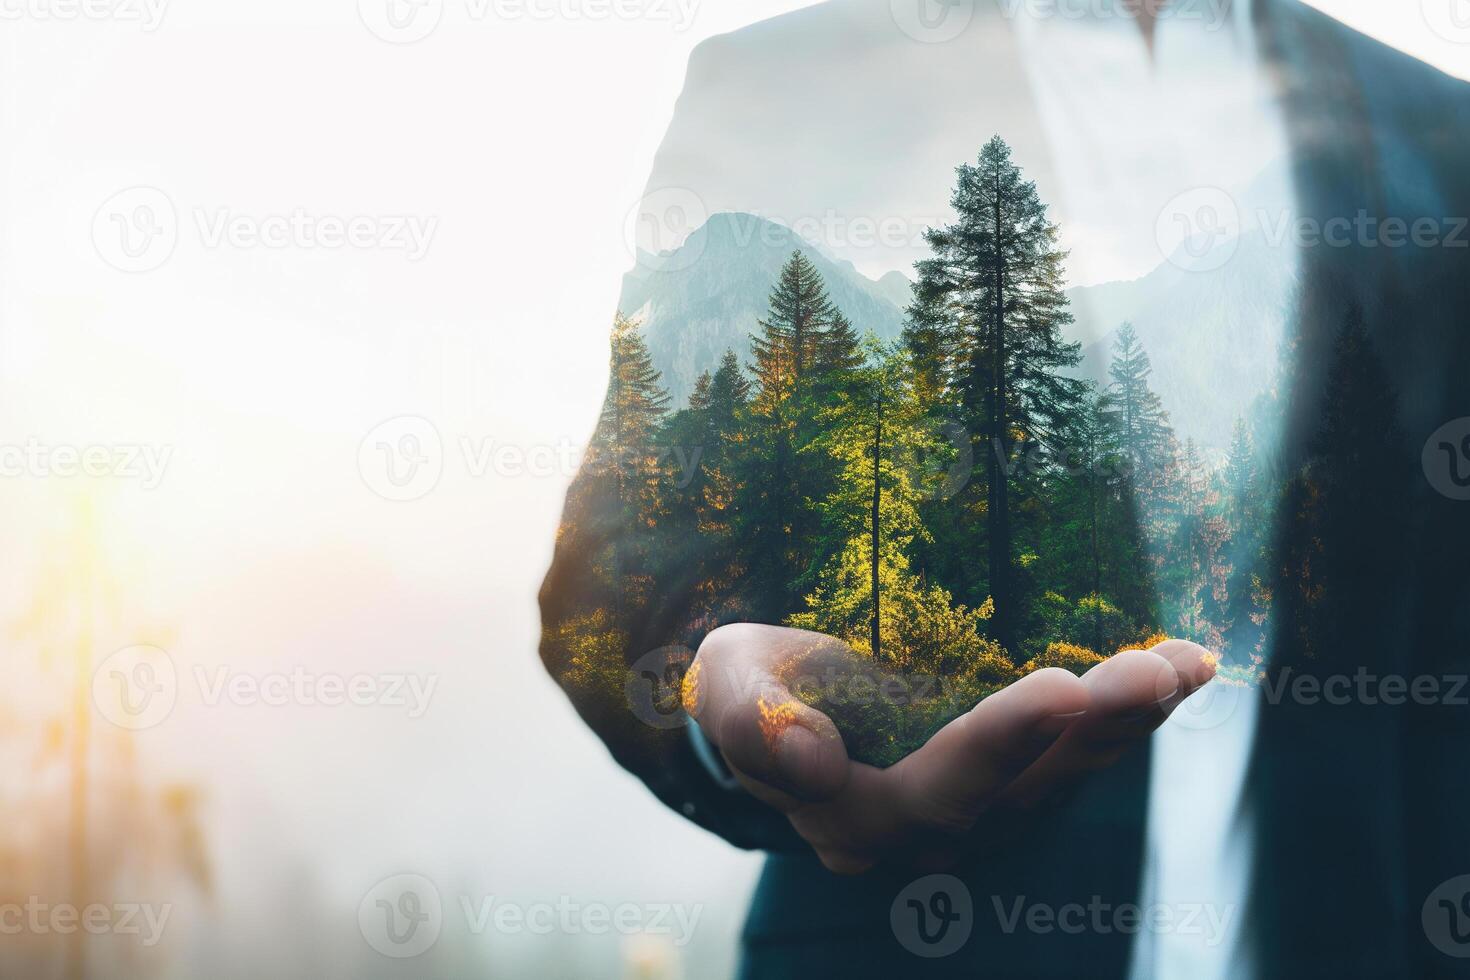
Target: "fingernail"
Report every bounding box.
[1122,682,1181,722]
[1037,709,1086,738]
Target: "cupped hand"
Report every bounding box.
[686,623,1216,874]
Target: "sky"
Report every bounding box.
[0,2,1462,977]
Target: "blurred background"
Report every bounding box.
[0,2,1462,977]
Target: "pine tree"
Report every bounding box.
[710,349,752,409]
[788,341,1007,679]
[796,342,927,656]
[817,311,865,376]
[670,350,750,538]
[743,252,859,614]
[909,135,1085,653]
[1103,322,1172,495]
[1164,438,1227,646]
[660,373,714,540]
[701,350,751,535]
[1065,388,1119,652]
[750,250,840,401]
[586,312,671,615]
[901,290,962,411]
[1220,417,1266,658]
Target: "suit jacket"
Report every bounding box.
[538,2,1470,976]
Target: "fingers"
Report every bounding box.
[693,628,1221,876]
[890,667,1092,832]
[782,668,1093,870]
[1150,638,1218,713]
[995,642,1216,809]
[689,624,852,802]
[785,764,895,872]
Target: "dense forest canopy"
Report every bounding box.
[543,135,1388,762]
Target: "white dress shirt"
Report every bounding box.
[1012,2,1295,977]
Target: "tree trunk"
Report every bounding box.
[871,393,883,658]
[990,176,1014,654]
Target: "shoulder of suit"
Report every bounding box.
[683,0,1010,79]
[1269,0,1470,108]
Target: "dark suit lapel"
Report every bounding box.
[1246,4,1470,976]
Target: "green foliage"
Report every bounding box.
[547,136,1292,769]
[739,250,863,615]
[1026,641,1108,675]
[909,134,1086,652]
[1104,322,1173,487]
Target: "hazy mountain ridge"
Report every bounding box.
[626,213,1295,450]
[618,212,908,406]
[1067,231,1297,449]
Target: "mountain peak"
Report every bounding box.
[618,212,909,406]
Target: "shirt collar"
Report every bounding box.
[1010,0,1258,63]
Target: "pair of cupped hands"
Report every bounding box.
[686,624,1217,874]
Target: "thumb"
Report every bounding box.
[689,624,852,801]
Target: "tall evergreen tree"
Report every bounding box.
[679,350,751,536]
[587,312,670,615]
[744,251,859,614]
[1220,417,1267,658]
[700,350,752,535]
[909,135,1084,653]
[789,341,1005,679]
[1062,388,1120,651]
[1103,322,1172,494]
